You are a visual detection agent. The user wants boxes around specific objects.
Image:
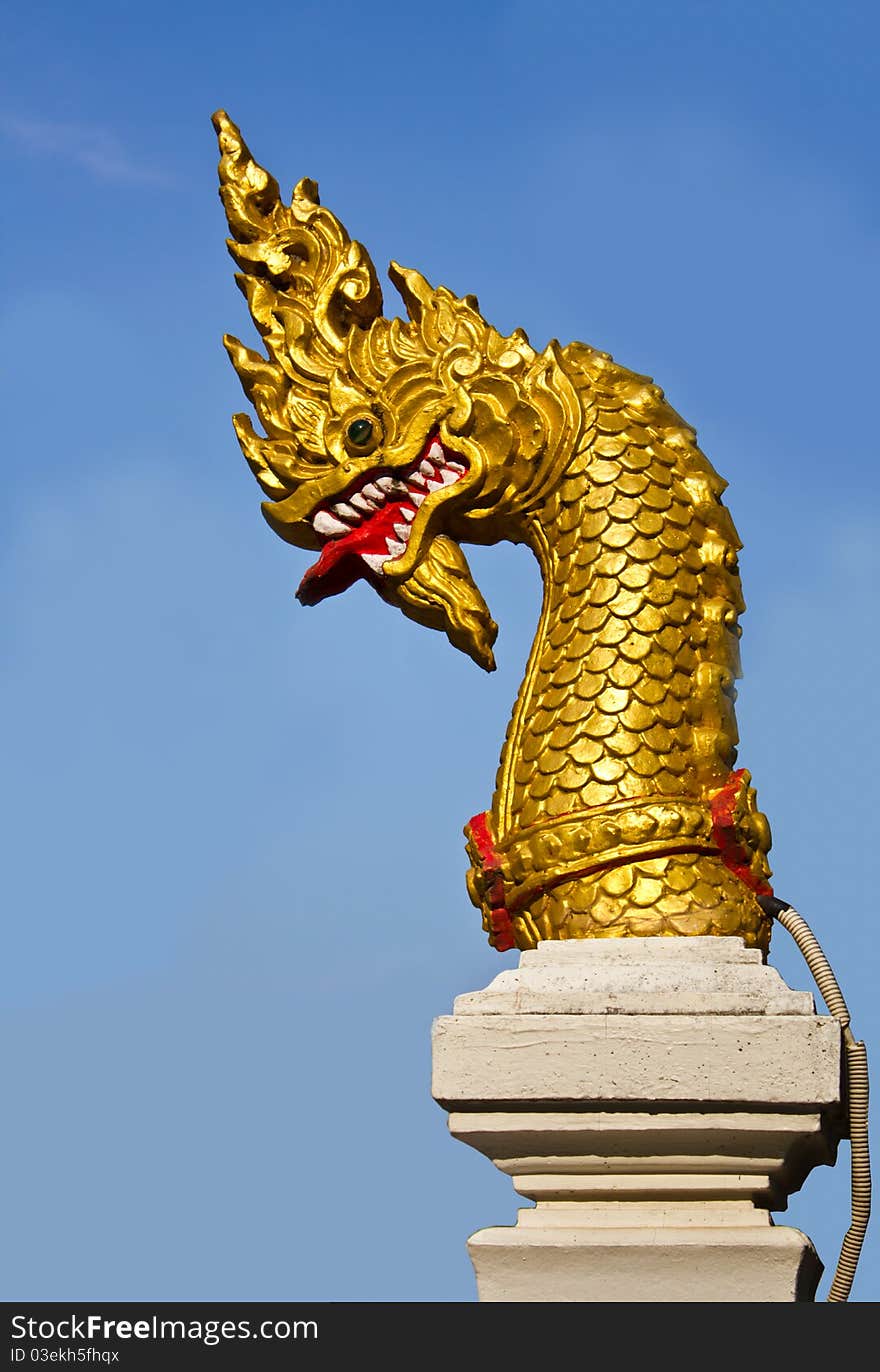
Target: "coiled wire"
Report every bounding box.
[759,895,871,1302]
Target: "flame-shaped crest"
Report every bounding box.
[214,109,386,496]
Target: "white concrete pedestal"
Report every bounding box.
[432,938,844,1302]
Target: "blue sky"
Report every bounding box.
[2,0,878,1300]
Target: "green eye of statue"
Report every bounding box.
[347,418,374,447]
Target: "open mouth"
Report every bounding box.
[296,435,467,606]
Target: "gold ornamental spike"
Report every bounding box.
[213,109,385,495]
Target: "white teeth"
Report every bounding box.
[409,490,425,505]
[361,482,385,502]
[361,552,388,573]
[313,510,350,538]
[375,475,394,492]
[427,439,444,461]
[425,477,443,492]
[408,471,427,489]
[401,506,416,521]
[350,492,374,514]
[440,467,459,484]
[388,479,410,497]
[385,537,406,557]
[333,502,359,521]
[393,522,411,541]
[446,459,466,473]
[419,459,435,477]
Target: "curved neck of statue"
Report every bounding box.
[491,451,739,841]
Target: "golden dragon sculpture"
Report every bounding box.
[213,111,774,956]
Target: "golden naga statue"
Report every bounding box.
[213,111,774,955]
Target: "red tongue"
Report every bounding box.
[296,498,415,606]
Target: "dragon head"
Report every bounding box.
[214,112,583,670]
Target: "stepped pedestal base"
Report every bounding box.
[432,938,843,1302]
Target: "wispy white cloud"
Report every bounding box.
[2,115,172,186]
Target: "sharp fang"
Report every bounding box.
[385,537,406,556]
[361,482,385,502]
[350,492,375,514]
[313,510,350,538]
[425,477,443,492]
[361,552,388,573]
[409,490,425,505]
[408,471,427,489]
[333,502,360,521]
[419,459,435,477]
[401,506,416,521]
[427,439,444,461]
[446,460,466,473]
[393,522,411,540]
[375,475,394,492]
[440,468,459,485]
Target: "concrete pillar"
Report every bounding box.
[432,938,844,1302]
